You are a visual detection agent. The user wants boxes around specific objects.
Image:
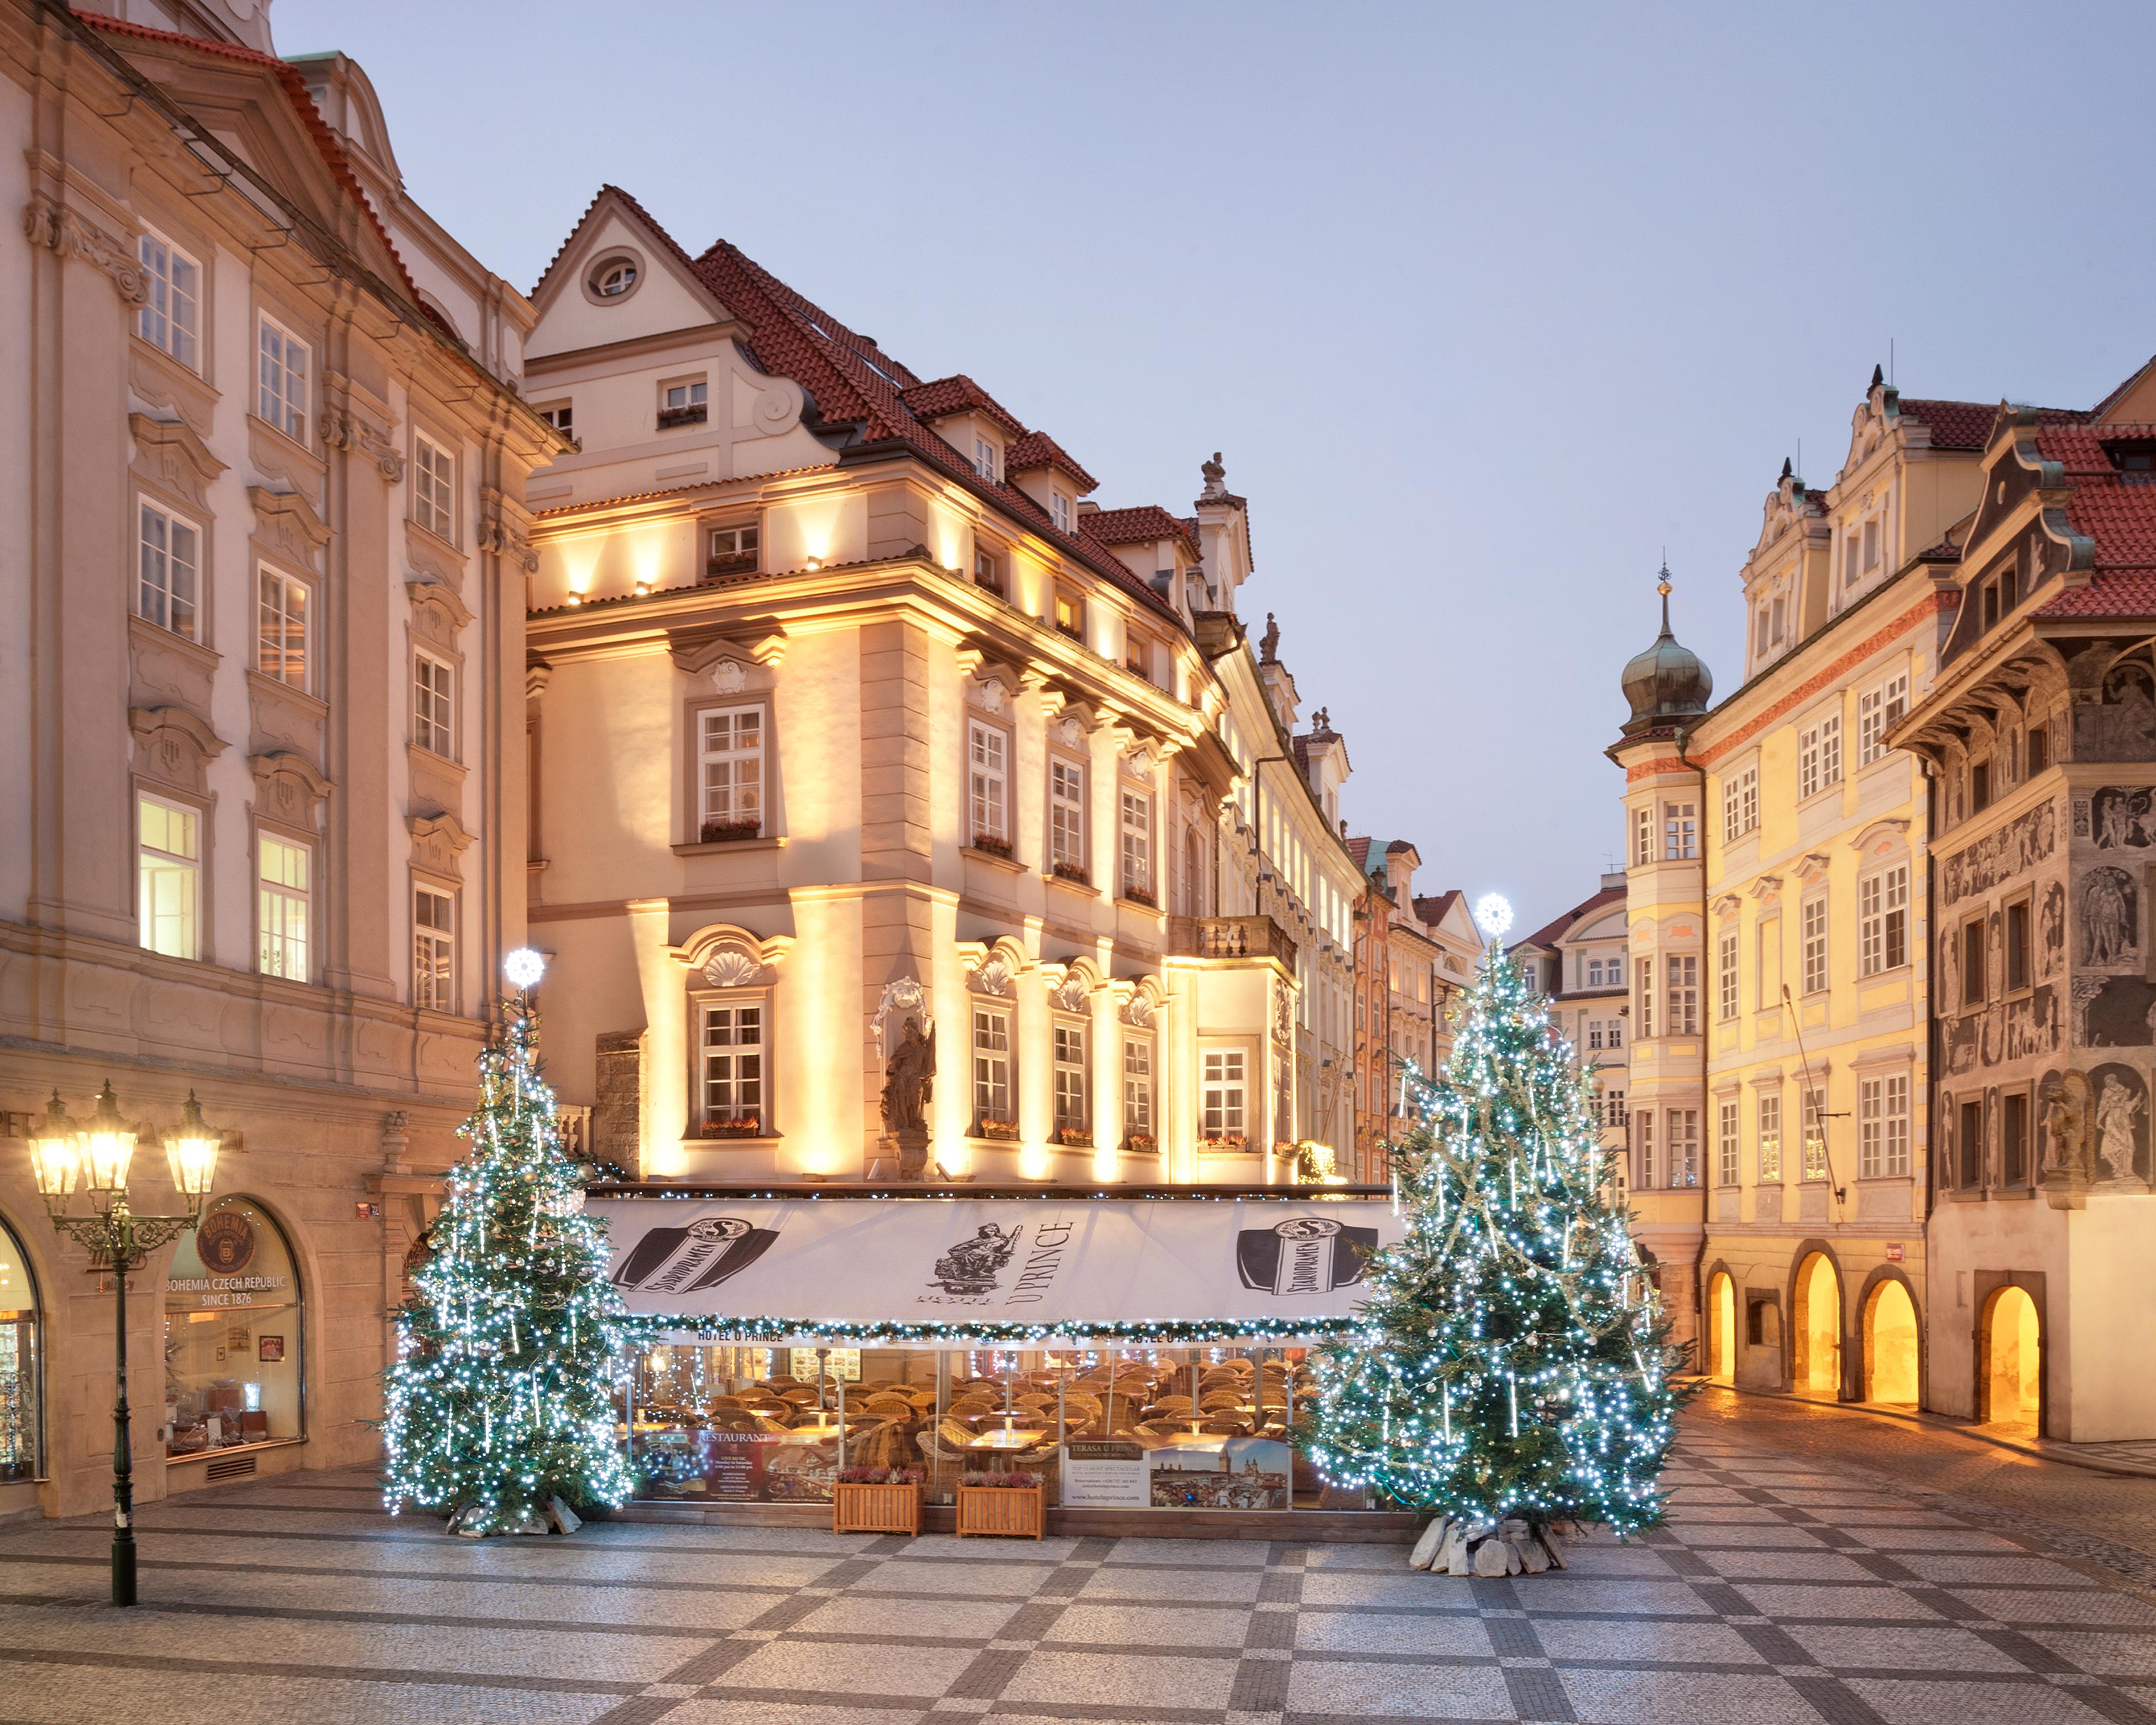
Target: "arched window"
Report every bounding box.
[163,1197,303,1459]
[0,1215,41,1483]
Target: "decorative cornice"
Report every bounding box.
[23,196,146,304]
[477,485,538,572]
[406,575,475,635]
[249,750,333,804]
[248,484,331,557]
[405,811,475,858]
[129,704,227,760]
[321,409,405,482]
[129,414,226,508]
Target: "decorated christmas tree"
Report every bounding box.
[380,950,636,1534]
[1302,895,1680,1541]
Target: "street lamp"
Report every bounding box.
[28,1083,221,1607]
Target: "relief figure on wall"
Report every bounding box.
[2003,985,2061,1063]
[2081,866,2139,967]
[1941,798,2058,906]
[2080,976,2156,1049]
[2089,1062,2150,1183]
[2098,665,2156,762]
[2041,1069,2092,1184]
[2093,786,2156,849]
[2041,880,2066,980]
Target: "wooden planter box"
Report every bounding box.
[832,1482,923,1537]
[956,1481,1045,1539]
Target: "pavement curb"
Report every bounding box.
[1689,1377,2156,1478]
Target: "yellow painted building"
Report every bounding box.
[1610,373,1987,1390]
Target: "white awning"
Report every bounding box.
[589,1191,1404,1344]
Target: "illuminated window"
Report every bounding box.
[257,834,310,980]
[700,1004,763,1130]
[1053,1022,1087,1139]
[1123,1035,1154,1142]
[1667,1109,1698,1187]
[1049,759,1085,877]
[163,1198,302,1457]
[698,706,763,840]
[1757,1092,1782,1181]
[0,1217,40,1482]
[968,719,1008,846]
[707,523,758,578]
[1054,591,1084,640]
[1119,790,1152,901]
[414,884,454,1011]
[138,793,199,960]
[1802,1089,1828,1180]
[257,566,308,688]
[137,229,199,367]
[257,315,309,441]
[1201,1049,1246,1141]
[412,434,455,541]
[138,499,200,640]
[972,1007,1012,1129]
[413,651,454,757]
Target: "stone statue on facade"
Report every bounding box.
[880,1015,936,1179]
[1200,450,1228,500]
[1259,612,1280,663]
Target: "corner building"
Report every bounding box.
[521,189,1371,1187]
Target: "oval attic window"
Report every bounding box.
[593,258,637,298]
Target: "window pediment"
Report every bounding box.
[248,484,330,568]
[406,576,473,644]
[130,704,228,794]
[131,413,226,510]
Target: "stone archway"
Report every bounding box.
[1981,1284,2042,1432]
[1792,1251,1842,1397]
[1707,1270,1736,1383]
[1862,1277,1919,1408]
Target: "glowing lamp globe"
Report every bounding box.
[76,1081,138,1202]
[1473,893,1514,941]
[27,1090,80,1203]
[161,1090,222,1203]
[503,947,547,990]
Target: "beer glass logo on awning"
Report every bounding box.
[612,1216,779,1294]
[1235,1216,1378,1297]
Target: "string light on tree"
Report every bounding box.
[1299,892,1682,1540]
[379,964,633,1535]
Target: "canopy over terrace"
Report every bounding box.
[589,1184,1403,1346]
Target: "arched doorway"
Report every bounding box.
[163,1196,305,1460]
[1792,1252,1841,1397]
[1707,1271,1736,1383]
[1862,1278,1919,1407]
[1982,1285,2041,1432]
[0,1213,43,1486]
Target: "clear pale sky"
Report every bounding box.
[277,0,2156,932]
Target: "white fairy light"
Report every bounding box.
[1472,892,1513,940]
[503,947,547,990]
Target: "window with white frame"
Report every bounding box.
[1049,759,1085,877]
[136,230,200,367]
[1636,956,1654,1038]
[1123,1034,1154,1142]
[1053,1023,1088,1138]
[1801,897,1828,995]
[1860,1072,1911,1178]
[1859,864,1908,975]
[1201,1049,1246,1142]
[1844,530,1861,587]
[1668,1108,1699,1186]
[1798,714,1843,799]
[660,379,707,425]
[972,547,1004,596]
[1603,1087,1626,1128]
[698,706,763,839]
[700,1003,763,1130]
[1633,806,1652,866]
[1723,765,1758,841]
[1051,489,1072,532]
[707,523,758,577]
[1757,1091,1782,1181]
[1663,800,1697,860]
[413,883,454,1011]
[257,566,308,688]
[137,499,200,640]
[1801,1088,1828,1180]
[1863,516,1880,574]
[974,437,998,482]
[413,651,454,757]
[257,834,310,980]
[1718,1099,1740,1185]
[968,719,1008,846]
[1636,1110,1655,1187]
[1119,789,1152,901]
[412,434,455,541]
[972,1006,1012,1129]
[1667,953,1698,1035]
[138,793,199,960]
[1859,671,1909,765]
[537,402,574,438]
[257,315,308,441]
[1718,929,1739,1020]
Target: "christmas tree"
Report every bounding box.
[1302,896,1680,1537]
[380,950,636,1533]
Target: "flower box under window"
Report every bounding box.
[700,819,762,844]
[700,1116,761,1139]
[1199,1132,1248,1151]
[657,404,708,429]
[1123,1132,1158,1155]
[704,550,758,579]
[1122,884,1157,908]
[971,832,1014,861]
[1053,1125,1092,1148]
[1050,862,1090,887]
[977,1117,1020,1142]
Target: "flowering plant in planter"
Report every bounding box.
[834,1466,925,1536]
[838,1466,922,1485]
[1050,861,1091,886]
[1123,1133,1158,1154]
[970,832,1014,860]
[977,1118,1021,1142]
[1199,1131,1247,1150]
[1053,1126,1092,1148]
[700,1116,760,1138]
[699,818,762,844]
[1122,884,1157,908]
[956,1468,1045,1538]
[960,1470,1035,1489]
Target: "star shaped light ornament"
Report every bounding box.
[1473,892,1514,943]
[503,947,547,991]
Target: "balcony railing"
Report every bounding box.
[1168,914,1297,970]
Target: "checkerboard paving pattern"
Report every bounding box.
[3,1425,2156,1724]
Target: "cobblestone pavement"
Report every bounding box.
[4,1410,2156,1724]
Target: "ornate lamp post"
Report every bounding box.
[27,1084,221,1607]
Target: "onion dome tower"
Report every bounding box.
[1619,564,1713,738]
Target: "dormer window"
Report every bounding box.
[659,380,708,429]
[1054,592,1084,641]
[972,548,1004,598]
[975,438,999,483]
[1862,518,1880,573]
[1770,595,1786,645]
[592,257,637,297]
[707,524,759,580]
[1755,606,1771,655]
[1051,490,1072,532]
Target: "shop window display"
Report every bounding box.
[0,1218,39,1483]
[163,1197,303,1459]
[620,1342,1326,1512]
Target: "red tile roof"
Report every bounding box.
[1082,505,1203,558]
[901,376,1026,437]
[1517,886,1625,953]
[1346,837,1372,869]
[74,12,423,312]
[1004,431,1099,494]
[1897,399,1997,450]
[1412,890,1467,931]
[2023,422,2156,618]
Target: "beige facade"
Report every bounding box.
[521,190,1373,1190]
[1517,876,1631,1204]
[0,3,547,1517]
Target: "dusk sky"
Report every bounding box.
[279,0,2156,931]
